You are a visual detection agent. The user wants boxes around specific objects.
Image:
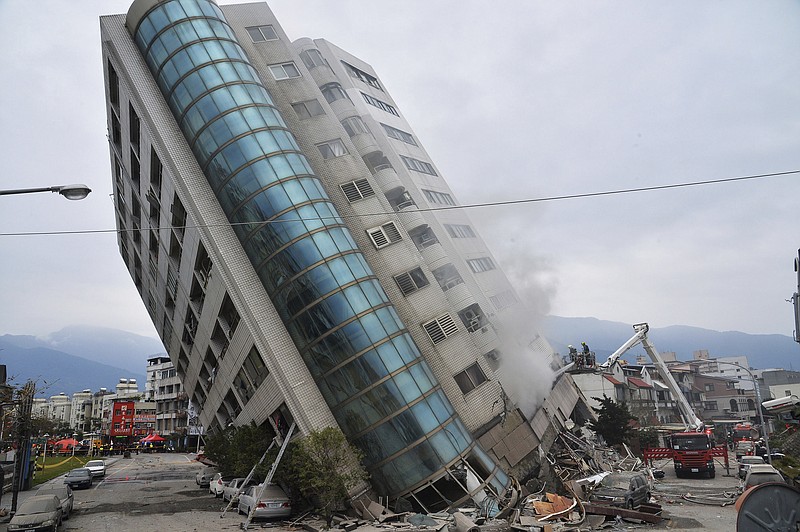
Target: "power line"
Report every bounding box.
[0,168,797,237]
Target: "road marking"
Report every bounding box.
[95,460,137,490]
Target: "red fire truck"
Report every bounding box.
[600,324,728,478]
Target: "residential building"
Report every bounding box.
[47,393,71,426]
[100,0,578,510]
[69,389,93,432]
[146,355,189,435]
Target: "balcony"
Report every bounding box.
[350,132,379,154]
[373,165,403,196]
[472,324,498,352]
[420,242,448,270]
[396,202,426,233]
[443,281,475,308]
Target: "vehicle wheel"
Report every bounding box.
[709,470,716,479]
[626,499,634,509]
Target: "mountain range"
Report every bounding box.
[0,318,797,397]
[541,316,799,370]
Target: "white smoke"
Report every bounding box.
[491,310,558,420]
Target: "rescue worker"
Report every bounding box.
[568,345,578,362]
[581,341,590,354]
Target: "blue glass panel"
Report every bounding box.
[410,400,440,434]
[209,87,238,115]
[136,18,157,48]
[376,341,404,373]
[342,283,371,315]
[360,312,388,345]
[428,426,459,463]
[164,1,187,22]
[183,107,204,138]
[181,71,206,100]
[203,40,227,61]
[222,111,250,138]
[268,155,294,180]
[391,441,441,488]
[221,141,248,171]
[392,408,426,444]
[159,30,183,58]
[227,84,253,107]
[159,60,181,89]
[343,253,369,279]
[254,131,280,154]
[187,43,212,67]
[173,22,198,46]
[393,334,420,365]
[374,307,401,337]
[340,319,371,353]
[198,0,217,17]
[169,49,193,79]
[287,153,309,175]
[408,362,433,394]
[178,0,204,17]
[394,370,422,403]
[148,40,169,70]
[273,129,299,151]
[147,7,170,33]
[189,19,215,39]
[197,64,224,91]
[371,461,402,495]
[427,390,451,424]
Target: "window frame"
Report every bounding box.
[367,221,403,249]
[316,139,348,159]
[393,267,430,296]
[340,179,375,203]
[467,257,496,273]
[269,62,301,80]
[454,362,487,394]
[246,25,278,43]
[291,99,325,120]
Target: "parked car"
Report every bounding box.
[589,471,650,509]
[735,440,755,459]
[84,459,106,478]
[743,464,785,491]
[36,484,74,519]
[7,494,63,532]
[195,467,216,488]
[209,472,229,497]
[738,455,765,479]
[223,477,255,504]
[64,467,93,489]
[237,484,291,519]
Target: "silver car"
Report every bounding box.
[7,494,63,532]
[223,477,254,503]
[237,484,291,519]
[36,484,74,520]
[84,459,106,478]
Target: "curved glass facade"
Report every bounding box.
[126,0,507,502]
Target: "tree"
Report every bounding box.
[589,395,636,446]
[204,422,273,478]
[286,428,368,529]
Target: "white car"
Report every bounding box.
[237,484,291,519]
[223,477,253,503]
[85,459,107,478]
[209,472,228,498]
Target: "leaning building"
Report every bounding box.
[101,0,581,511]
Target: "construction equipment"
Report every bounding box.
[601,323,724,478]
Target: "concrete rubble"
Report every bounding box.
[272,429,673,532]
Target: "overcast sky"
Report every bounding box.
[0,0,798,341]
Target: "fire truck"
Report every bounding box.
[599,323,727,478]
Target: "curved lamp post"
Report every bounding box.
[711,360,771,463]
[0,184,91,201]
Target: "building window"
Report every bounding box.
[444,224,475,239]
[129,103,140,155]
[342,61,382,90]
[367,221,403,249]
[489,290,517,310]
[291,99,325,119]
[300,48,326,69]
[729,399,739,412]
[454,363,487,394]
[422,189,456,206]
[340,179,375,203]
[423,314,459,344]
[381,123,416,145]
[246,25,278,42]
[130,148,140,183]
[341,116,370,137]
[361,92,398,116]
[321,82,348,104]
[269,62,301,80]
[704,383,715,392]
[317,139,347,159]
[432,263,464,291]
[467,257,496,273]
[400,155,437,176]
[394,267,430,296]
[108,60,119,109]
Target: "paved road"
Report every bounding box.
[1,453,251,532]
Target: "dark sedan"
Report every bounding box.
[64,467,93,489]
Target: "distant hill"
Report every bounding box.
[0,325,164,374]
[0,337,146,397]
[541,316,800,370]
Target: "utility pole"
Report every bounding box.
[11,381,34,514]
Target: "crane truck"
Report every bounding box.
[600,323,727,478]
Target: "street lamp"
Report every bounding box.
[711,360,771,464]
[0,184,92,201]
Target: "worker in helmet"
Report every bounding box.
[568,345,578,362]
